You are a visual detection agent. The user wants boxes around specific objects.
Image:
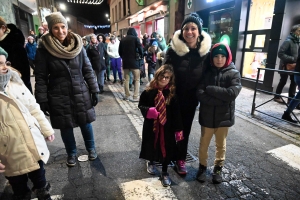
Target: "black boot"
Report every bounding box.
[35,182,51,200]
[196,164,207,183]
[99,84,104,94]
[12,191,31,200]
[212,165,223,184]
[282,111,297,123]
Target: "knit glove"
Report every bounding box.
[146,107,159,119]
[39,102,50,116]
[175,131,184,142]
[91,93,98,107]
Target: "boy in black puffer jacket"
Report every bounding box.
[196,43,242,184]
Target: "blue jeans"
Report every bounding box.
[286,75,300,114]
[96,69,106,86]
[60,123,95,156]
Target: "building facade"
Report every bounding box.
[185,0,300,92]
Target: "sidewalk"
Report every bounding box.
[106,76,300,144]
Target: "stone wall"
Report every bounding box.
[0,0,16,24]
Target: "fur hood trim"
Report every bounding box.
[171,30,211,57]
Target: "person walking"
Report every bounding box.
[119,28,143,102]
[98,33,111,82]
[0,46,55,200]
[25,36,37,74]
[282,54,300,123]
[87,34,109,94]
[163,13,211,175]
[274,24,300,104]
[34,12,100,167]
[195,43,242,184]
[146,41,161,81]
[0,16,32,93]
[107,36,122,84]
[138,64,183,187]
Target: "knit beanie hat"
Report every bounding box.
[0,68,11,92]
[181,13,203,35]
[46,12,68,32]
[211,44,228,58]
[38,26,44,30]
[28,36,34,40]
[152,41,158,46]
[0,46,8,58]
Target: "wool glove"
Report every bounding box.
[175,131,184,142]
[91,93,98,107]
[39,102,50,116]
[146,107,159,119]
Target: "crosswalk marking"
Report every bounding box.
[120,178,177,200]
[267,144,300,171]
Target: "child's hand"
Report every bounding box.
[46,134,55,142]
[175,131,184,142]
[146,107,160,119]
[0,163,5,173]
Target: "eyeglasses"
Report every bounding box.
[0,61,11,67]
[159,74,170,80]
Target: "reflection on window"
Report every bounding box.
[255,35,265,48]
[242,52,267,81]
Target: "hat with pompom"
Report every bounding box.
[181,13,203,35]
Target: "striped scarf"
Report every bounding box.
[153,86,168,158]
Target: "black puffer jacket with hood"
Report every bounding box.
[119,28,143,69]
[196,43,242,128]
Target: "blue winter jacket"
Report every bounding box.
[25,42,37,60]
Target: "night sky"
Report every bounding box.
[55,0,110,34]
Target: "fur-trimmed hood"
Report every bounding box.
[171,30,211,57]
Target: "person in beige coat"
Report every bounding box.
[0,46,55,200]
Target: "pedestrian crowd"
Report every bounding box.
[0,10,299,200]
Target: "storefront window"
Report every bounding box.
[208,8,234,46]
[156,18,164,37]
[242,0,275,81]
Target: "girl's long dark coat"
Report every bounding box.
[138,88,183,162]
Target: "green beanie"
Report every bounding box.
[0,47,8,58]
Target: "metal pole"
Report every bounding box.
[251,68,261,115]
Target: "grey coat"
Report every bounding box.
[278,34,300,71]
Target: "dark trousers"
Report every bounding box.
[5,160,46,196]
[177,102,197,160]
[275,73,296,99]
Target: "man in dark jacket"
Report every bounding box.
[0,16,32,93]
[87,34,109,93]
[119,28,143,101]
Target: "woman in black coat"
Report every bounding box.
[34,12,100,167]
[163,13,211,174]
[0,17,32,93]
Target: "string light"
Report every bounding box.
[67,0,104,5]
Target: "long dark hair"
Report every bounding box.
[61,32,73,46]
[146,64,176,105]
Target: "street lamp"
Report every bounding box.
[66,17,70,22]
[105,14,109,18]
[59,3,66,10]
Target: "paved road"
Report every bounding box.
[0,79,300,200]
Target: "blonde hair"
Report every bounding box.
[146,64,176,104]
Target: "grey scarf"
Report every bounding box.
[0,68,12,92]
[40,32,83,59]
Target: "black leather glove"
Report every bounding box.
[39,102,50,116]
[91,93,98,107]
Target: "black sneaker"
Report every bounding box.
[212,165,223,184]
[146,161,156,175]
[66,155,76,167]
[88,150,98,160]
[35,182,52,200]
[160,172,171,187]
[196,164,207,183]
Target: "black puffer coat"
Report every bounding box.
[34,47,99,129]
[138,89,183,162]
[196,43,242,128]
[0,24,31,91]
[164,30,211,108]
[119,28,143,69]
[86,42,109,72]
